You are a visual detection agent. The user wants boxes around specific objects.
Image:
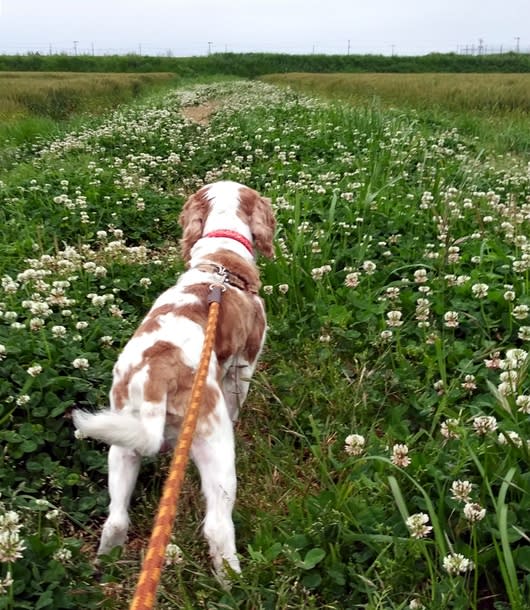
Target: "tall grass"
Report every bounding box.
[262,72,530,154]
[261,72,530,113]
[0,72,176,120]
[0,80,529,609]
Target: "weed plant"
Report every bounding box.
[0,80,529,609]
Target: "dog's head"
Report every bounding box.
[179,181,275,262]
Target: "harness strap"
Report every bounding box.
[196,262,257,294]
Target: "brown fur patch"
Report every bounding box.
[178,190,212,262]
[238,187,276,258]
[184,277,266,366]
[134,304,178,337]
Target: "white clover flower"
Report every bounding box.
[0,510,26,563]
[0,344,6,360]
[484,351,502,369]
[503,348,528,369]
[380,329,393,341]
[385,286,400,300]
[471,283,489,299]
[463,502,486,523]
[386,310,403,327]
[472,415,498,435]
[72,358,89,370]
[405,513,432,539]
[53,547,72,563]
[278,284,289,294]
[461,374,477,392]
[27,365,43,377]
[16,395,30,406]
[517,326,530,341]
[165,543,183,566]
[443,553,474,575]
[344,272,360,288]
[516,395,530,414]
[0,571,13,595]
[362,260,376,275]
[29,317,45,331]
[75,321,89,330]
[139,277,152,288]
[498,369,518,396]
[109,305,124,318]
[451,480,473,503]
[433,380,444,394]
[391,444,411,468]
[344,434,365,456]
[409,599,425,610]
[443,311,459,328]
[311,265,332,280]
[413,268,428,284]
[440,418,460,440]
[512,304,529,320]
[498,431,522,448]
[51,325,67,338]
[504,290,516,302]
[415,298,430,321]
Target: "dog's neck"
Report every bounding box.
[189,248,261,294]
[203,230,254,257]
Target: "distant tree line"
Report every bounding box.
[0,52,529,76]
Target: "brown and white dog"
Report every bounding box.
[73,181,275,574]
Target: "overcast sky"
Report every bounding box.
[0,0,528,57]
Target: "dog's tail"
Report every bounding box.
[72,408,164,456]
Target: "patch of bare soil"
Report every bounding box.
[181,100,221,125]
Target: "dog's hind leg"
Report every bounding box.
[222,360,255,422]
[98,444,141,555]
[191,397,240,576]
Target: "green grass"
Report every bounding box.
[0,79,529,609]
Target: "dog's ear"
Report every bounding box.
[179,193,210,262]
[250,196,276,258]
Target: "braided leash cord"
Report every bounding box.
[129,286,223,610]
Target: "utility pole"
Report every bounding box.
[207,41,212,55]
[347,39,350,55]
[515,36,520,53]
[73,40,78,56]
[478,38,483,55]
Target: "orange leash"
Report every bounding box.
[129,285,223,610]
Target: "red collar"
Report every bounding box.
[203,230,254,256]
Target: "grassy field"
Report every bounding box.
[262,72,530,154]
[0,78,529,609]
[0,72,176,162]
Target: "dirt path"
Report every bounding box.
[181,100,221,125]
